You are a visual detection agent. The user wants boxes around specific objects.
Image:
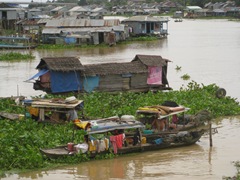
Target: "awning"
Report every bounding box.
[25,69,49,82]
[42,28,62,34]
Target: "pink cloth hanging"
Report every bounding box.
[116,134,123,149]
[110,134,124,154]
[110,136,117,154]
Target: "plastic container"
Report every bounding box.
[67,142,74,151]
[143,129,153,134]
[141,137,146,144]
[154,138,163,145]
[18,114,25,120]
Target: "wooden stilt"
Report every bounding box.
[209,122,212,147]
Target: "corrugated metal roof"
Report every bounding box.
[68,6,88,12]
[29,8,41,12]
[185,6,202,10]
[42,25,124,34]
[51,6,64,12]
[42,28,62,34]
[0,8,24,11]
[37,18,52,24]
[122,15,169,22]
[45,19,120,28]
[66,34,91,38]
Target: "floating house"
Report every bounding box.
[26,55,171,94]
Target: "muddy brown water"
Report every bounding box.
[1,18,240,179]
[2,117,240,180]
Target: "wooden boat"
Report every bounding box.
[0,36,37,49]
[40,130,204,159]
[40,108,209,159]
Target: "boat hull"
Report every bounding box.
[40,130,204,159]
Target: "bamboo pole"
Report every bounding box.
[209,121,212,147]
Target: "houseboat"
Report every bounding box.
[26,55,172,94]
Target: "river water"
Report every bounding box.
[1,18,240,179]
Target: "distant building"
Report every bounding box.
[41,18,125,45]
[121,15,169,37]
[0,3,25,29]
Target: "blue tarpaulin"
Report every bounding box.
[64,37,76,44]
[50,71,82,93]
[26,69,49,81]
[83,76,99,93]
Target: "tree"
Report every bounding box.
[56,0,79,3]
[78,0,87,6]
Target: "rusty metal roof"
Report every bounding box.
[45,19,120,27]
[42,25,124,34]
[68,6,89,12]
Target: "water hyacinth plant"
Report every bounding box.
[0,81,239,174]
[0,52,35,61]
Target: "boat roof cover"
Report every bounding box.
[24,99,84,109]
[86,117,145,134]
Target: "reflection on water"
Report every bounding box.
[3,117,240,180]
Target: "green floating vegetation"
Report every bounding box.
[0,52,35,61]
[181,74,191,80]
[0,81,239,174]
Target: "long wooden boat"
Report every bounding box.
[40,107,209,159]
[0,36,37,49]
[40,130,204,159]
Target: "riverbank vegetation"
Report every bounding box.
[0,82,240,176]
[0,52,35,61]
